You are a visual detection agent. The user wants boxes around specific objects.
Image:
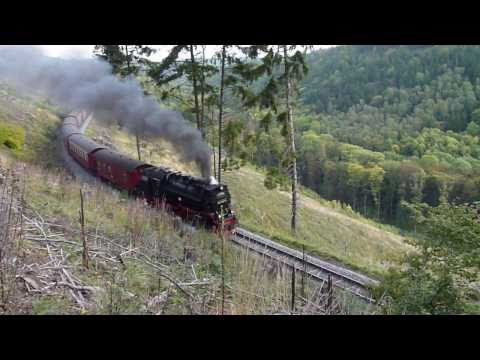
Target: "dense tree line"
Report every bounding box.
[293,119,480,226]
[295,46,480,226]
[302,45,480,121]
[225,45,480,228]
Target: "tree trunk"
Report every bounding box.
[364,193,367,216]
[284,46,298,233]
[190,45,201,132]
[291,267,296,313]
[352,190,357,211]
[80,190,89,270]
[200,45,206,139]
[124,45,130,71]
[220,208,225,315]
[135,132,141,161]
[390,192,395,220]
[218,46,226,183]
[211,106,216,176]
[377,190,381,219]
[301,245,306,298]
[125,45,141,161]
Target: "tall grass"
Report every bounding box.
[0,159,370,314]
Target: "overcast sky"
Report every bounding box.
[36,45,336,60]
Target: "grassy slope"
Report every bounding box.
[0,85,215,314]
[0,82,406,279]
[0,83,62,168]
[104,124,411,278]
[224,166,409,276]
[1,86,376,314]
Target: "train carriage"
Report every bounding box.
[67,134,105,170]
[93,149,152,190]
[62,125,80,140]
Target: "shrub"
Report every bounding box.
[0,122,25,152]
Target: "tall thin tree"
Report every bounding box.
[217,45,227,182]
[189,45,201,132]
[283,45,299,232]
[200,45,207,139]
[124,45,141,161]
[228,45,310,232]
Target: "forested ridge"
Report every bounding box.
[275,45,480,228]
[127,45,480,230]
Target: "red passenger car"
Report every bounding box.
[67,134,105,171]
[93,149,152,190]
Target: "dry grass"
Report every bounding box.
[0,155,372,314]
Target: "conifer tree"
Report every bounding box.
[147,45,218,137]
[229,45,310,232]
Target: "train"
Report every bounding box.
[61,115,237,233]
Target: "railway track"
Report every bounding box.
[231,227,379,303]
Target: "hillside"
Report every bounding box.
[2,45,479,316]
[0,83,376,314]
[104,122,411,277]
[186,46,480,235]
[246,45,480,229]
[302,45,480,123]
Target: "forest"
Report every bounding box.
[94,45,480,231]
[298,46,480,227]
[219,45,480,229]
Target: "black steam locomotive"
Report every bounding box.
[62,115,237,232]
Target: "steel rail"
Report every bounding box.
[232,227,379,303]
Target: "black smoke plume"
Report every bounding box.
[0,46,211,178]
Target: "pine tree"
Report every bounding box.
[94,45,155,77]
[229,45,310,232]
[217,45,227,182]
[146,45,218,137]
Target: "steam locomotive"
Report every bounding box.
[62,115,237,233]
